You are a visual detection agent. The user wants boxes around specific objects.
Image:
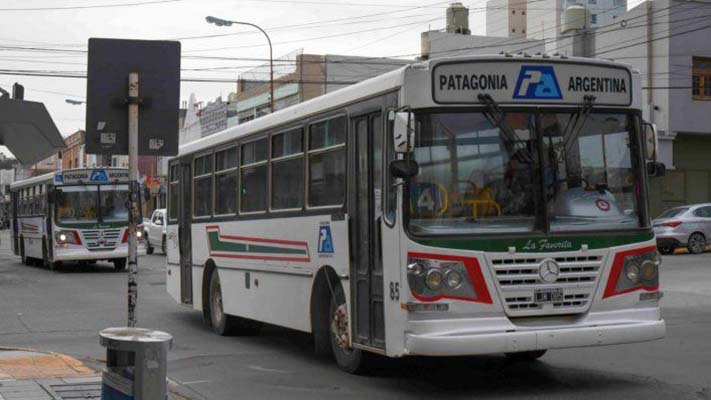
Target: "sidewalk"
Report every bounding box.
[0,348,192,399]
[0,348,99,400]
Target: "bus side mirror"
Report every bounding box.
[393,112,415,153]
[647,161,666,177]
[642,122,658,161]
[390,159,419,179]
[642,121,666,177]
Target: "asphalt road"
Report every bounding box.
[0,231,709,400]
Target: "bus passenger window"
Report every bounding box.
[271,128,304,210]
[240,138,268,212]
[215,147,238,215]
[168,163,179,220]
[308,116,346,207]
[193,153,213,217]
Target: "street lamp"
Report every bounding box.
[205,15,274,114]
[65,99,85,105]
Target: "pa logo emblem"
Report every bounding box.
[513,65,562,100]
[90,169,108,182]
[318,224,334,254]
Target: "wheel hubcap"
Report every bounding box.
[331,303,350,350]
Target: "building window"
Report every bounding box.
[522,10,525,15]
[512,28,516,33]
[308,116,346,207]
[512,9,515,14]
[214,146,238,215]
[240,138,268,212]
[271,128,304,210]
[693,57,711,100]
[193,153,213,217]
[591,14,598,24]
[588,0,596,4]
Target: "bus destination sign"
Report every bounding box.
[432,60,632,106]
[55,168,130,185]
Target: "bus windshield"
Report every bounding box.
[407,111,645,236]
[55,184,130,224]
[56,186,99,223]
[100,184,130,222]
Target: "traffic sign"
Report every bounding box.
[85,38,181,156]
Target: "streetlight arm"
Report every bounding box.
[206,16,275,113]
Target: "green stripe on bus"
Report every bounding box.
[208,231,307,255]
[412,231,655,253]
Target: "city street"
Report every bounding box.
[0,231,708,400]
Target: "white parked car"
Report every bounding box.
[144,208,167,254]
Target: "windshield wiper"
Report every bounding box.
[478,94,532,163]
[562,95,596,155]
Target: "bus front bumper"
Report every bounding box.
[403,308,665,356]
[53,245,146,261]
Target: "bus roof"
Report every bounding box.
[176,54,637,159]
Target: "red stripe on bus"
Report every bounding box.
[210,253,311,262]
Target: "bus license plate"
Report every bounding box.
[534,288,564,304]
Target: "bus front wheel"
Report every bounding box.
[42,239,59,271]
[329,285,369,374]
[145,233,154,255]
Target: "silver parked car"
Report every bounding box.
[653,203,711,254]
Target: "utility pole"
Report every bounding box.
[127,72,139,327]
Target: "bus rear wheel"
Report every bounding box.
[20,237,29,266]
[113,258,127,270]
[329,285,369,374]
[208,270,261,336]
[505,350,547,361]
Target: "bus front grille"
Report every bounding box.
[487,254,605,317]
[81,229,122,251]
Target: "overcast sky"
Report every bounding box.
[0,0,643,158]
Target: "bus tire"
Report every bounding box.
[20,237,29,265]
[161,235,166,254]
[505,350,547,361]
[113,258,127,270]
[41,239,58,271]
[145,234,154,255]
[329,284,369,374]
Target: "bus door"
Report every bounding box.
[11,191,18,255]
[179,162,193,305]
[350,113,386,349]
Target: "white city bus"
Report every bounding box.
[166,55,665,373]
[10,168,144,270]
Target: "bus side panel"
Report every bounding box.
[189,214,350,333]
[20,216,45,259]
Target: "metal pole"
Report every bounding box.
[127,72,139,327]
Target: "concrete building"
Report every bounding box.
[422,3,545,60]
[486,0,528,38]
[61,130,86,170]
[592,0,711,215]
[526,0,627,51]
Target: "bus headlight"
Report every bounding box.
[405,255,490,304]
[136,230,143,239]
[445,269,464,289]
[624,263,640,283]
[425,269,444,291]
[603,247,660,298]
[55,230,81,245]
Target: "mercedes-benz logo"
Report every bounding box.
[539,258,560,283]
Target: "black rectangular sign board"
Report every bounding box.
[86,38,181,156]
